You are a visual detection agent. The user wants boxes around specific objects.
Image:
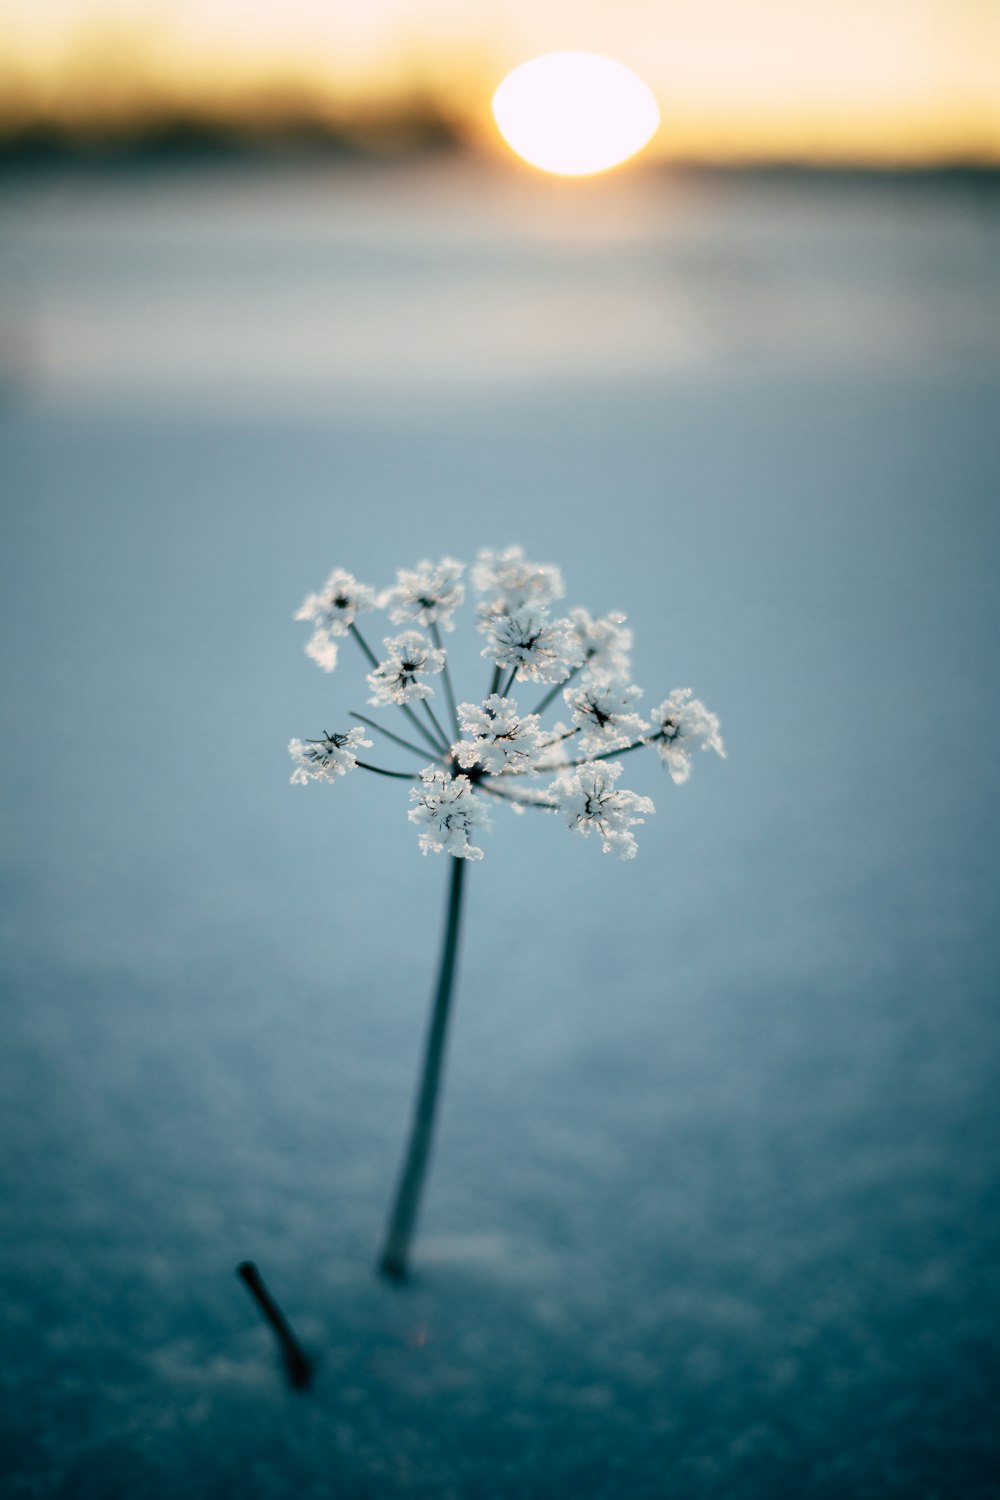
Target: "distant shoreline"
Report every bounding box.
[1,120,998,184]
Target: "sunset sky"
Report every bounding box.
[1,0,998,162]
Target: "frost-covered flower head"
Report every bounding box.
[472,545,564,625]
[550,761,655,861]
[368,631,446,707]
[409,768,493,860]
[651,689,726,784]
[383,557,465,633]
[481,608,583,685]
[569,607,633,683]
[295,568,377,672]
[564,679,649,756]
[290,546,723,863]
[289,727,372,784]
[453,695,545,775]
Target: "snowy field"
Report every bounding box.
[1,158,999,1497]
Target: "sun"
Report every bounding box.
[491,52,660,177]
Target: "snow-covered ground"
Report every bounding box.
[1,158,999,1497]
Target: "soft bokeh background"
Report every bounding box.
[2,4,999,1497]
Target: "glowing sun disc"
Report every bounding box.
[492,52,660,176]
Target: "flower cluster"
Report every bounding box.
[290,549,724,860]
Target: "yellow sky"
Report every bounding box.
[1,0,998,161]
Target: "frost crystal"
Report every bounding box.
[409,768,493,860]
[368,631,446,706]
[296,568,377,672]
[482,608,583,685]
[472,546,565,626]
[651,689,726,784]
[454,695,545,775]
[289,727,372,784]
[550,761,655,860]
[564,679,649,755]
[289,547,724,862]
[382,557,465,633]
[569,607,633,682]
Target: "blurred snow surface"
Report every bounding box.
[1,159,999,1497]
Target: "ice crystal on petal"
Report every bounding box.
[481,608,583,685]
[569,607,633,682]
[289,549,724,864]
[453,695,545,775]
[651,689,726,784]
[382,557,465,632]
[408,768,492,860]
[289,727,372,784]
[472,546,565,627]
[564,679,649,755]
[368,630,446,706]
[296,568,377,672]
[550,761,654,860]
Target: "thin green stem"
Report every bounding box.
[348,621,381,669]
[487,663,503,696]
[422,697,452,751]
[431,622,461,739]
[379,857,467,1282]
[478,781,556,811]
[544,732,661,772]
[350,712,431,761]
[356,761,418,780]
[530,662,582,717]
[500,665,519,699]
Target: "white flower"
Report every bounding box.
[549,761,654,860]
[409,768,492,860]
[650,689,725,784]
[382,557,465,633]
[481,608,583,685]
[453,695,545,775]
[564,679,649,755]
[296,568,377,672]
[568,607,633,682]
[472,546,565,626]
[289,727,372,784]
[368,631,446,706]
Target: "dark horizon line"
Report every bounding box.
[1,117,998,181]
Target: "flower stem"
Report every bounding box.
[378,856,467,1282]
[356,761,418,780]
[236,1261,312,1390]
[478,781,556,811]
[500,665,519,699]
[349,711,430,761]
[431,622,461,739]
[530,662,581,717]
[545,732,661,771]
[421,697,452,752]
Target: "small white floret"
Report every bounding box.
[367,630,446,707]
[564,679,649,755]
[472,545,565,627]
[408,768,493,860]
[382,557,465,632]
[453,694,545,775]
[549,760,654,859]
[295,567,377,672]
[650,689,725,784]
[289,727,372,784]
[568,607,633,682]
[481,608,584,685]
